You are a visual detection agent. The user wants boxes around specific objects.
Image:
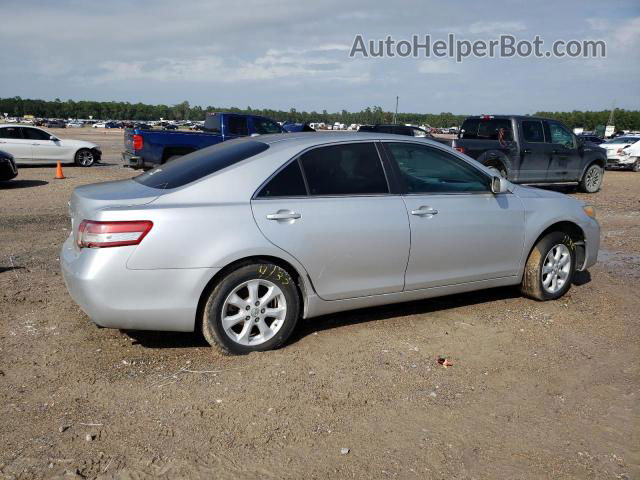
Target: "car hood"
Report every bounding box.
[511,184,580,202]
[59,138,100,150]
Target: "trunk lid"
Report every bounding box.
[69,179,163,245]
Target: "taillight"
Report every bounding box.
[132,134,143,151]
[78,220,153,248]
[455,146,466,154]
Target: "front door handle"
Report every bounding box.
[522,148,532,154]
[266,210,301,221]
[411,206,438,217]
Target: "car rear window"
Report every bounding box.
[460,118,513,141]
[134,140,269,190]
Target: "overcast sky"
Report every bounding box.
[1,0,638,114]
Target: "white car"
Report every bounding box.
[67,121,84,128]
[601,136,640,170]
[0,125,101,166]
[92,122,107,128]
[619,141,640,172]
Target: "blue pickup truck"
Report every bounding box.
[122,112,285,169]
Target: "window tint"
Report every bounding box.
[477,119,513,141]
[134,140,269,190]
[0,127,23,139]
[548,123,575,148]
[257,161,307,197]
[521,120,545,143]
[253,117,282,135]
[386,142,489,193]
[459,118,480,139]
[392,126,411,136]
[227,116,248,136]
[300,143,388,195]
[22,128,51,141]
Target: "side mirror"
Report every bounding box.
[50,135,59,142]
[491,176,509,194]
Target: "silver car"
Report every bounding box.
[61,133,599,354]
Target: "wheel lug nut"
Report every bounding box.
[261,308,265,313]
[245,316,250,320]
[254,318,259,323]
[255,301,260,306]
[245,306,250,311]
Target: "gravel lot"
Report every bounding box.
[1,129,639,479]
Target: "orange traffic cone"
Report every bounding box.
[55,161,65,179]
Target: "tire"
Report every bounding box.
[202,263,300,355]
[521,231,576,301]
[75,148,95,167]
[631,159,640,172]
[578,163,603,193]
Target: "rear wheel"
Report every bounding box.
[202,263,300,355]
[75,148,95,167]
[521,231,576,301]
[578,163,603,193]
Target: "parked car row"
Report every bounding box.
[0,125,101,166]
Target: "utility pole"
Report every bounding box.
[393,96,399,124]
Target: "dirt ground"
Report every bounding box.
[1,129,639,479]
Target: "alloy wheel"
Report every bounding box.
[585,166,601,191]
[221,279,287,346]
[541,244,571,294]
[77,150,94,166]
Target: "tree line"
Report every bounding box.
[1,96,639,130]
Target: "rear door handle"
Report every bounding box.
[522,148,532,154]
[266,210,301,221]
[411,206,438,217]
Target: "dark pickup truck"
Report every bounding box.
[450,115,607,193]
[122,112,285,169]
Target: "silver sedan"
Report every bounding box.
[60,133,599,354]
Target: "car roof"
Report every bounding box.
[463,115,559,122]
[249,131,445,151]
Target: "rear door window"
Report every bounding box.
[227,116,249,136]
[134,140,269,189]
[0,127,23,139]
[256,161,307,198]
[521,120,545,143]
[299,142,389,195]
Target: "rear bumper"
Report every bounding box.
[60,234,219,332]
[122,151,147,169]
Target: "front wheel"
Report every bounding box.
[521,231,576,301]
[75,148,95,167]
[578,164,603,193]
[202,263,300,355]
[631,159,640,172]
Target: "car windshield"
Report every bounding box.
[134,140,269,190]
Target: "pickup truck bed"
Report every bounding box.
[123,112,286,169]
[123,129,222,169]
